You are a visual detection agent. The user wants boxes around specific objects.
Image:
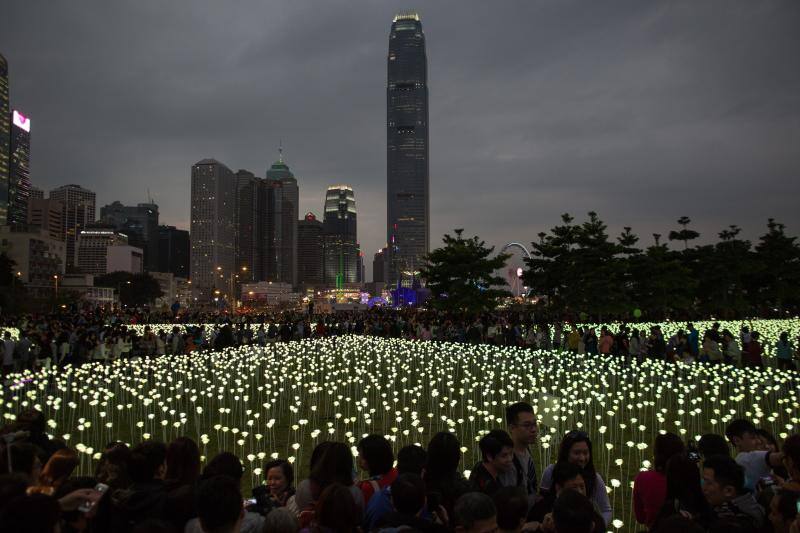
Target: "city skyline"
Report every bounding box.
[2,2,799,281]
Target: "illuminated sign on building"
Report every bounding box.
[12,110,30,132]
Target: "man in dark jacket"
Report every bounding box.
[110,441,168,533]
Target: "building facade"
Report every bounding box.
[373,247,387,284]
[99,200,159,272]
[190,159,235,300]
[28,197,64,242]
[0,225,65,298]
[387,12,430,286]
[77,227,142,275]
[157,225,190,279]
[0,54,9,226]
[266,153,298,288]
[322,185,359,287]
[297,211,323,288]
[7,109,31,227]
[234,169,259,282]
[49,184,96,272]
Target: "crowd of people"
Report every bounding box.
[0,403,799,533]
[1,308,798,375]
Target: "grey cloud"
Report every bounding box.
[2,0,798,281]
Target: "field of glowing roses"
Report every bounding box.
[1,323,799,531]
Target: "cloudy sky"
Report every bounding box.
[3,1,799,279]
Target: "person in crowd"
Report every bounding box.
[633,432,686,528]
[185,452,264,533]
[551,489,599,533]
[453,492,498,533]
[2,330,16,376]
[539,430,612,525]
[505,402,539,503]
[29,448,79,495]
[109,440,169,532]
[163,436,201,529]
[357,434,398,506]
[528,461,588,523]
[725,419,784,490]
[769,490,800,533]
[304,441,363,525]
[374,473,448,532]
[493,486,529,533]
[701,330,723,364]
[698,433,730,460]
[301,482,361,533]
[264,507,300,533]
[651,452,711,529]
[743,331,765,368]
[95,441,132,489]
[195,475,245,533]
[776,331,797,371]
[0,442,43,485]
[780,434,800,492]
[424,432,473,523]
[722,329,742,366]
[701,454,765,530]
[250,458,295,516]
[469,429,515,496]
[365,444,429,530]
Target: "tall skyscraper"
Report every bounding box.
[8,109,31,227]
[266,148,298,288]
[387,12,430,287]
[99,200,159,271]
[323,185,359,287]
[157,225,190,279]
[297,211,323,288]
[49,184,96,271]
[234,169,259,282]
[190,159,235,300]
[0,54,9,226]
[373,247,387,284]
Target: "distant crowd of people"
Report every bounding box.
[1,308,799,376]
[1,403,799,533]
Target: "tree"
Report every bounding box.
[750,219,800,312]
[94,271,163,307]
[668,216,700,250]
[420,229,511,313]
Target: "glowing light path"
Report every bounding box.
[1,336,797,531]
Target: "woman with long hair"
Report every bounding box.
[633,432,685,528]
[539,430,612,524]
[29,448,79,495]
[423,431,472,521]
[651,452,711,530]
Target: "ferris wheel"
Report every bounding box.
[501,242,532,298]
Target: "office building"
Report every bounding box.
[8,109,31,226]
[190,159,235,300]
[49,184,96,272]
[28,197,64,241]
[297,211,323,288]
[323,185,359,287]
[157,225,189,279]
[373,247,387,284]
[77,226,142,275]
[266,149,298,287]
[387,12,430,286]
[0,54,9,225]
[99,200,159,272]
[0,225,66,298]
[234,169,259,282]
[29,186,43,200]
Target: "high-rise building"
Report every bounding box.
[323,185,359,287]
[373,247,387,284]
[49,184,96,272]
[387,12,430,286]
[29,186,44,200]
[0,54,9,226]
[157,225,190,279]
[297,211,323,288]
[28,197,64,241]
[234,169,259,282]
[266,149,298,288]
[190,159,235,300]
[8,109,31,226]
[0,225,65,298]
[77,225,142,275]
[99,200,159,271]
